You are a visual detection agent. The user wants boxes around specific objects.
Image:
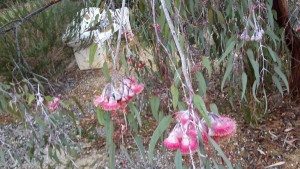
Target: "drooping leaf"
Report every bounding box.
[247,49,260,80]
[193,95,210,125]
[272,75,283,96]
[89,43,98,66]
[102,61,111,81]
[209,103,218,114]
[27,94,35,105]
[104,113,115,169]
[148,115,172,164]
[196,72,207,96]
[150,96,160,121]
[134,135,147,161]
[252,79,260,102]
[274,66,289,93]
[221,55,233,91]
[175,150,183,169]
[209,137,234,169]
[267,46,279,62]
[129,103,142,127]
[95,108,105,126]
[241,72,247,100]
[171,84,179,109]
[218,38,236,63]
[202,56,212,77]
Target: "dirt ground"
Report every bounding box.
[53,66,300,169]
[1,66,299,168]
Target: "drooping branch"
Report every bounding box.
[273,0,300,97]
[0,0,62,34]
[160,0,194,102]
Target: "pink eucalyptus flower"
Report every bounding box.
[131,83,144,95]
[93,95,106,107]
[163,132,180,150]
[185,123,198,138]
[180,134,199,154]
[101,96,120,111]
[48,97,60,111]
[175,110,190,125]
[209,115,236,139]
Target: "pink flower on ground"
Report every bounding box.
[48,97,60,111]
[208,115,236,140]
[180,134,199,154]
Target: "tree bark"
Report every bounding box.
[273,0,300,97]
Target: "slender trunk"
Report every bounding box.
[273,0,300,97]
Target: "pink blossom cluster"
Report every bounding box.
[47,96,61,111]
[163,111,236,154]
[93,77,144,111]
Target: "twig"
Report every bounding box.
[159,0,194,101]
[112,0,126,71]
[0,0,62,34]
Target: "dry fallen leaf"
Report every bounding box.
[264,161,285,168]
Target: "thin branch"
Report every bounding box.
[159,0,194,100]
[113,0,126,71]
[0,0,62,34]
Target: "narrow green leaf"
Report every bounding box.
[104,113,115,169]
[134,135,147,161]
[96,0,101,6]
[120,145,134,165]
[193,95,210,125]
[129,103,142,127]
[218,38,236,64]
[247,49,260,80]
[102,61,111,81]
[148,116,172,163]
[267,46,278,62]
[272,75,283,96]
[209,103,218,114]
[171,85,179,109]
[274,66,289,93]
[209,137,234,169]
[150,96,160,121]
[96,108,105,125]
[89,43,98,66]
[27,94,35,105]
[175,150,183,169]
[221,55,233,91]
[196,72,207,96]
[252,80,260,102]
[208,8,214,24]
[202,57,212,77]
[241,72,247,100]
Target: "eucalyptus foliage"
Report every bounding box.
[0,0,297,168]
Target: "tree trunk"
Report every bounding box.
[273,0,300,97]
